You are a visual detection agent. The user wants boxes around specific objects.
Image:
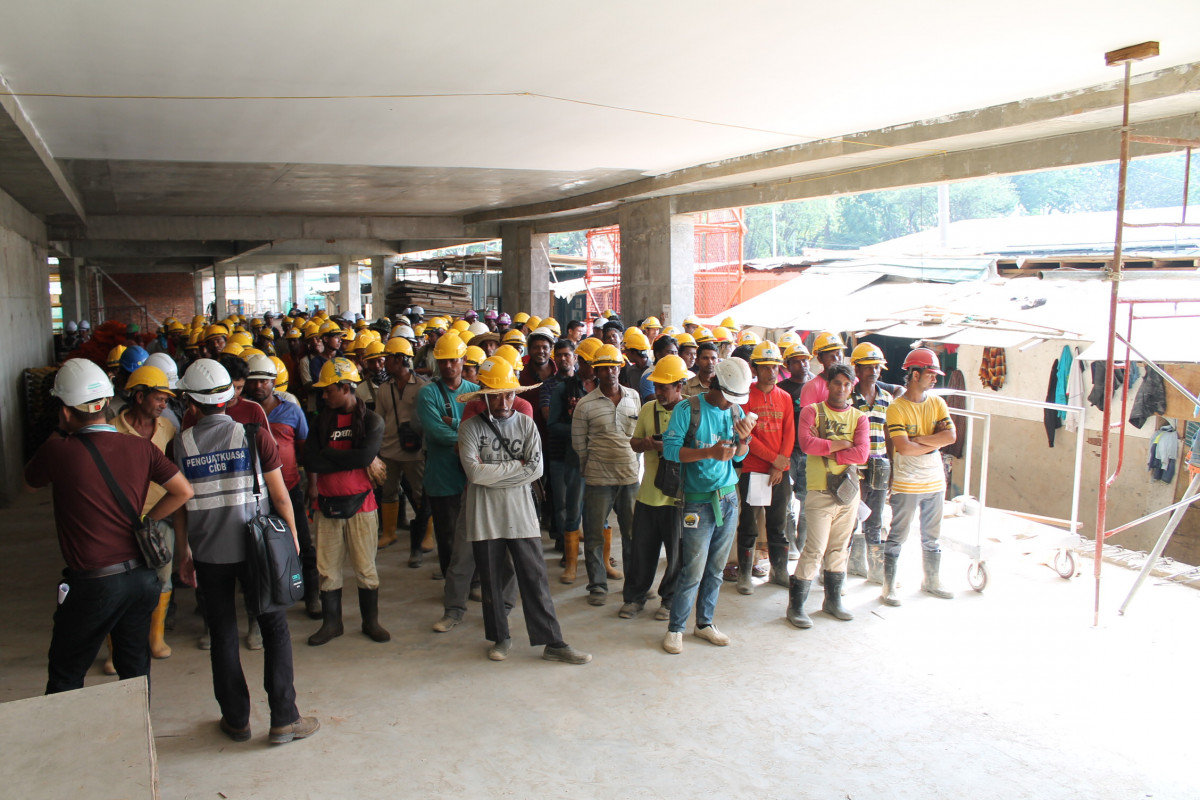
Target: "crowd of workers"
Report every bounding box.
[29,303,956,744]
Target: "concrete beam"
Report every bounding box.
[338,256,361,318]
[0,74,86,220]
[67,240,261,259]
[50,215,494,242]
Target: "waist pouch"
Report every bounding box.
[319,491,370,519]
[865,457,891,491]
[825,465,859,506]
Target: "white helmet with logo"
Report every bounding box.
[177,359,235,405]
[51,358,113,412]
[245,354,278,381]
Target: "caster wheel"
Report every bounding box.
[967,561,988,593]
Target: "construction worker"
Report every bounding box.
[355,340,389,410]
[881,348,956,606]
[660,358,756,654]
[777,341,813,565]
[624,354,689,620]
[202,324,229,359]
[681,315,702,336]
[799,331,847,407]
[675,332,698,370]
[455,357,591,665]
[849,343,894,584]
[243,355,320,620]
[171,358,319,744]
[684,342,719,397]
[788,364,869,629]
[639,334,678,402]
[462,344,486,384]
[27,359,192,694]
[571,344,641,607]
[502,329,526,359]
[621,327,652,390]
[417,332,481,629]
[374,337,432,566]
[641,315,662,343]
[736,341,796,595]
[548,339,593,583]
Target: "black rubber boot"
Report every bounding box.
[921,550,953,599]
[867,543,884,585]
[768,544,791,587]
[303,568,322,620]
[736,546,755,595]
[821,571,854,620]
[786,577,812,629]
[358,587,391,642]
[847,534,869,578]
[308,589,344,646]
[881,553,902,607]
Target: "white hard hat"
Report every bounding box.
[393,324,416,340]
[79,320,91,330]
[714,358,753,406]
[65,321,78,333]
[177,358,235,405]
[52,358,113,412]
[144,353,179,389]
[468,321,489,336]
[245,354,278,380]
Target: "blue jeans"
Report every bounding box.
[548,459,584,536]
[884,491,943,557]
[670,492,739,633]
[583,482,636,594]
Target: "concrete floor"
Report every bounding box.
[2,490,1199,800]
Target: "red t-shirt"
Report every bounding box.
[182,397,273,440]
[25,430,180,572]
[316,412,378,513]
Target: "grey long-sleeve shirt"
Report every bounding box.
[458,412,543,542]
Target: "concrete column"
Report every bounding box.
[252,268,264,314]
[213,263,227,319]
[58,258,84,325]
[338,256,360,318]
[290,264,302,310]
[370,256,388,320]
[193,269,204,317]
[618,197,694,326]
[500,225,550,317]
[274,269,282,313]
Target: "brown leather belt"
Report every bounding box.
[68,558,146,579]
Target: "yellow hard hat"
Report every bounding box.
[493,344,522,368]
[385,337,414,357]
[850,342,887,366]
[674,332,697,348]
[433,331,467,360]
[167,321,185,333]
[319,321,342,337]
[682,315,701,327]
[526,315,542,330]
[203,324,229,342]
[459,329,474,345]
[228,331,253,347]
[302,321,322,339]
[239,347,265,360]
[590,344,624,368]
[778,331,801,350]
[451,320,470,333]
[257,327,275,340]
[221,342,244,357]
[106,345,127,368]
[360,341,387,361]
[720,316,738,330]
[232,324,248,334]
[660,325,680,338]
[737,330,761,347]
[355,318,368,330]
[541,318,561,337]
[185,332,201,350]
[649,354,688,384]
[285,327,302,339]
[502,329,526,347]
[473,356,521,392]
[602,309,616,319]
[463,345,487,367]
[250,318,264,329]
[711,326,734,344]
[623,327,650,351]
[642,316,662,330]
[191,315,206,327]
[341,327,357,342]
[269,356,290,391]
[783,342,812,362]
[574,337,602,364]
[513,312,531,325]
[694,327,715,344]
[125,365,175,396]
[312,357,362,388]
[750,341,784,366]
[812,331,846,354]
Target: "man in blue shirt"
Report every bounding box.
[661,358,757,655]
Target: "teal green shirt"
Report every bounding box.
[417,378,479,496]
[663,394,743,495]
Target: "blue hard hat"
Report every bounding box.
[119,345,149,373]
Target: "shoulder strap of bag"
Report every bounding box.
[479,413,522,461]
[652,400,660,435]
[243,423,264,500]
[685,395,702,448]
[435,379,454,418]
[77,434,140,525]
[815,403,836,473]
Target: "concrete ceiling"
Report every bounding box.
[2,1,1200,268]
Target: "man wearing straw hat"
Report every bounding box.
[457,356,592,665]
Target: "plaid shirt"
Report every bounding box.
[851,384,893,459]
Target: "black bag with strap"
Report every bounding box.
[77,433,172,569]
[243,423,304,614]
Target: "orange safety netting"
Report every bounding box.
[584,209,746,319]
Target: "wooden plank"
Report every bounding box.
[1163,362,1200,422]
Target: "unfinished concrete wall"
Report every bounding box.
[950,339,1196,562]
[0,187,52,504]
[91,271,194,330]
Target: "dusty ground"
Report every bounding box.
[1,489,1197,799]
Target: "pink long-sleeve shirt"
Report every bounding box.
[796,402,869,493]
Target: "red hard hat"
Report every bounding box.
[902,347,944,375]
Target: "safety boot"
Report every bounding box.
[308,589,344,646]
[603,525,623,580]
[377,501,400,550]
[786,577,812,629]
[358,587,391,642]
[149,591,172,659]
[867,543,884,585]
[847,534,869,578]
[736,546,755,595]
[821,571,854,620]
[768,543,791,587]
[561,529,581,584]
[921,550,953,599]
[881,552,902,607]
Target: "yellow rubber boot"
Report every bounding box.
[102,635,116,675]
[421,518,435,552]
[149,591,172,659]
[561,529,581,584]
[603,525,623,580]
[378,501,400,550]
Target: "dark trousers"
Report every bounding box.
[46,566,159,695]
[861,484,888,544]
[195,561,298,728]
[473,538,563,647]
[286,483,316,572]
[737,470,792,550]
[582,482,636,594]
[626,502,681,606]
[429,493,463,575]
[402,477,433,555]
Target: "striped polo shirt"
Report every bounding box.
[851,384,893,459]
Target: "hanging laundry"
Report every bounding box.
[1044,358,1062,447]
[1129,367,1166,429]
[1088,361,1127,412]
[944,369,967,459]
[979,347,1007,391]
[1065,350,1084,433]
[1148,424,1178,484]
[1055,346,1073,423]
